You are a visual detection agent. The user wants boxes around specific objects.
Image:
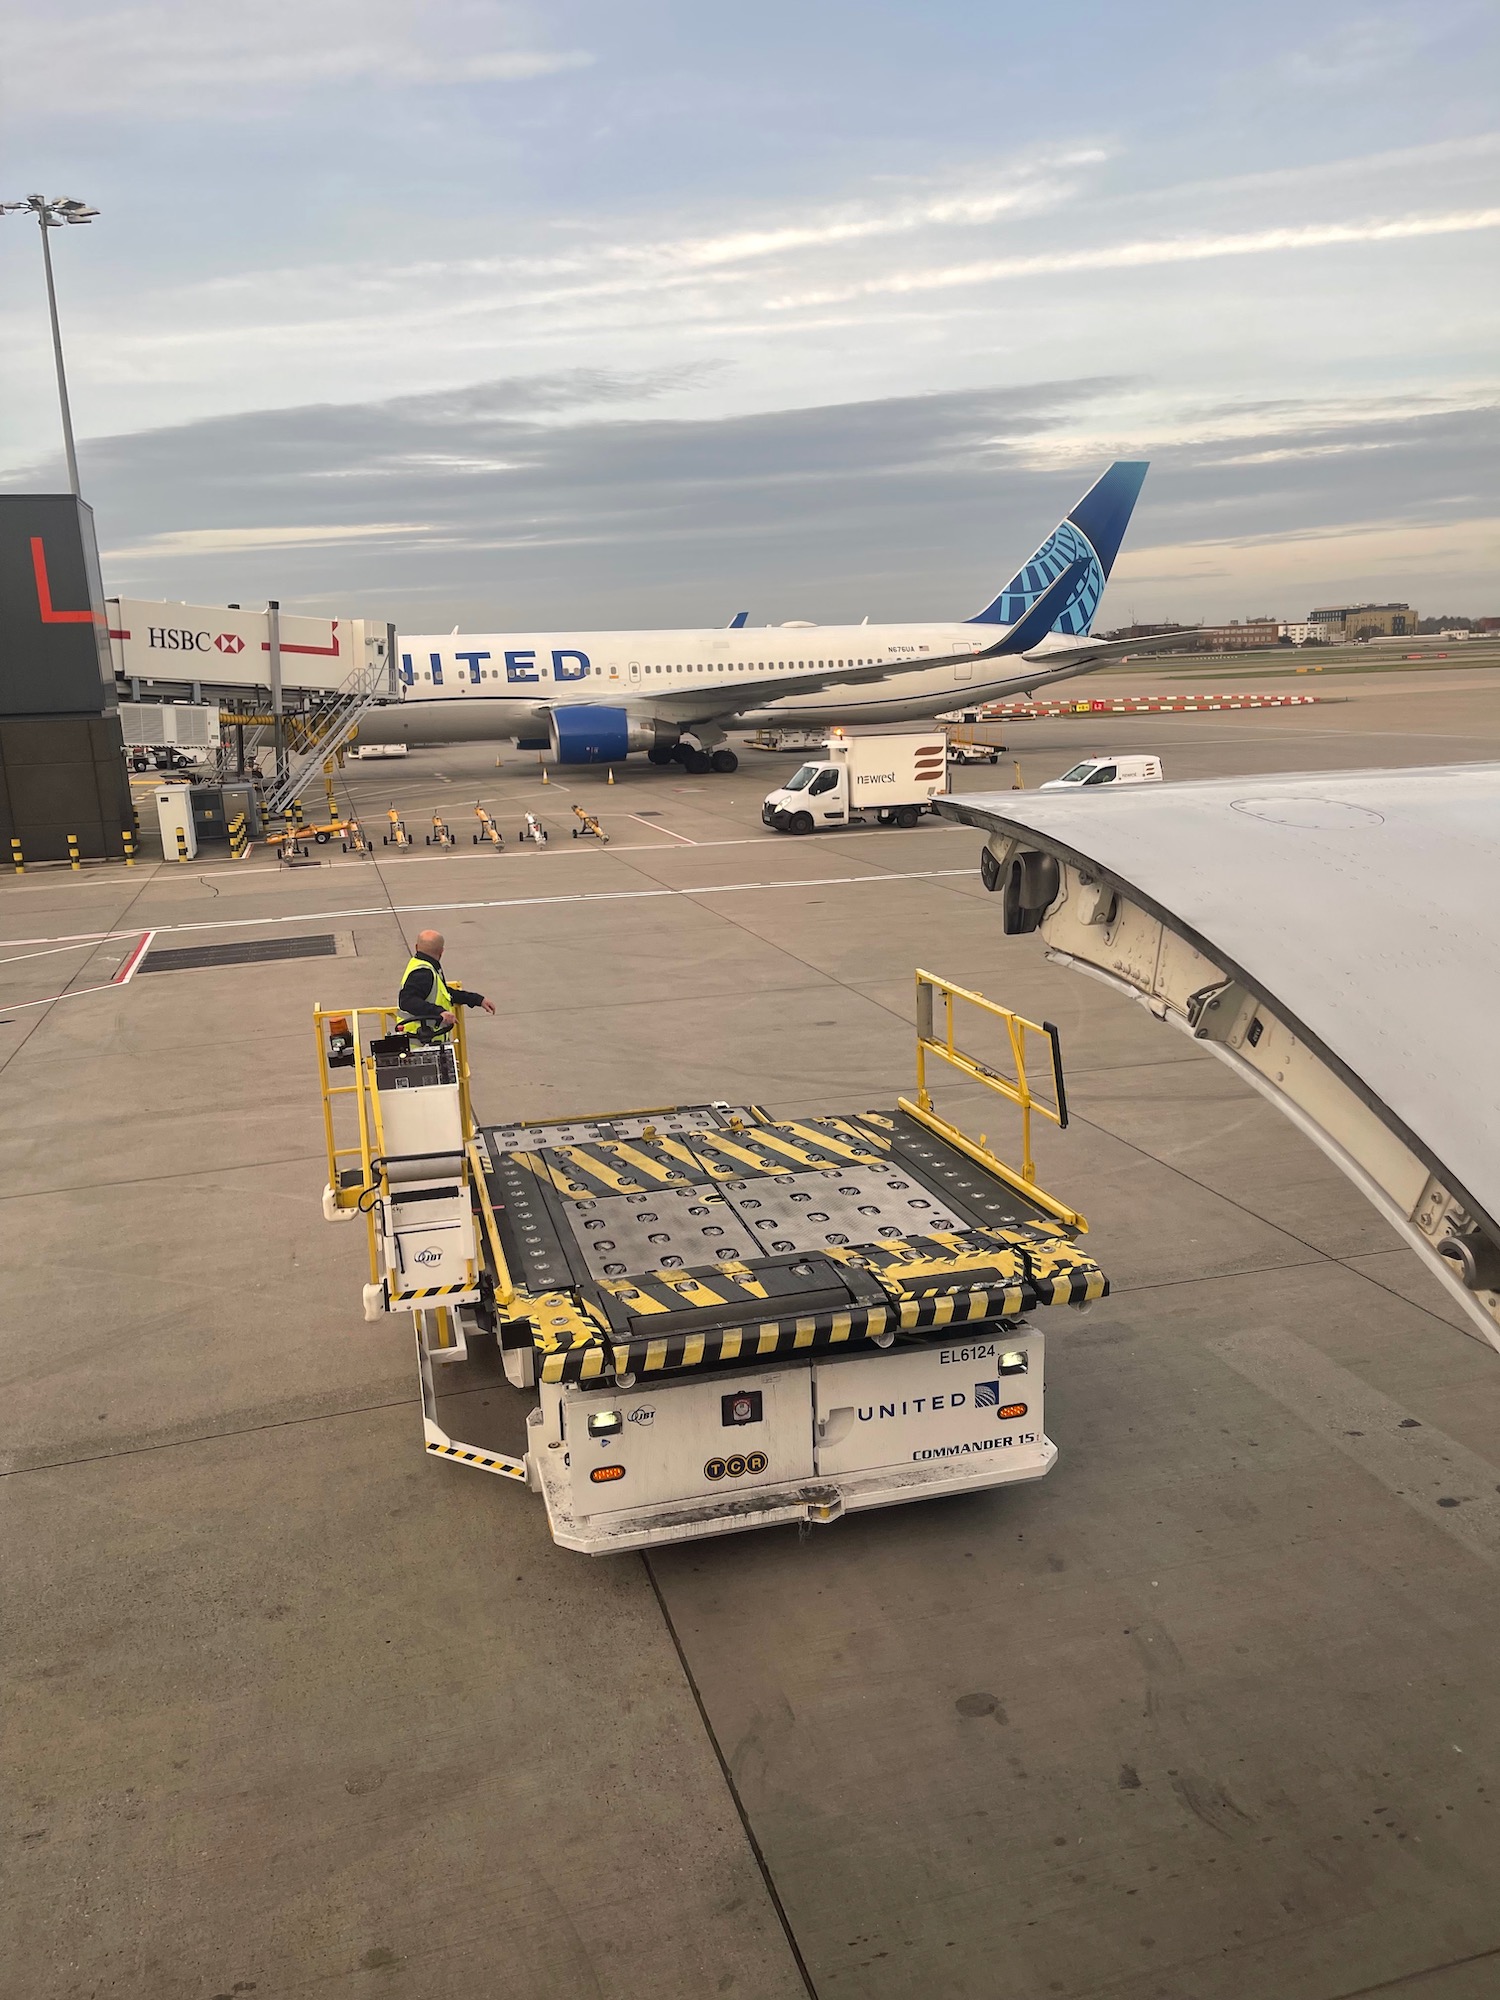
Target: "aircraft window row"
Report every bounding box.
[635,657,874,675]
[413,653,888,684]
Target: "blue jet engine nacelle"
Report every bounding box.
[549,707,660,764]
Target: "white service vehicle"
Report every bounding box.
[314,974,1107,1556]
[763,730,948,833]
[1040,754,1162,791]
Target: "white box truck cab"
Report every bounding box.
[1040,754,1163,791]
[763,730,949,834]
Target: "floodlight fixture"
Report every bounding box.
[0,193,101,492]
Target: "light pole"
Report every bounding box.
[1,195,99,496]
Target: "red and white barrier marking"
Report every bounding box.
[976,693,1321,719]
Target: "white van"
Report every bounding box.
[1040,754,1163,791]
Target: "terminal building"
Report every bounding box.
[1309,602,1418,641]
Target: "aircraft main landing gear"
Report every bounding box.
[655,736,737,774]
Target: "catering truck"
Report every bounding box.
[763,729,948,833]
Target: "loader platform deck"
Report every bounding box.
[478,1103,1105,1385]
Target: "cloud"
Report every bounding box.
[11,368,1495,626]
[30,123,1489,468]
[107,522,432,558]
[1115,516,1500,604]
[379,363,726,420]
[1282,9,1450,84]
[570,155,1105,278]
[763,208,1500,310]
[0,0,590,113]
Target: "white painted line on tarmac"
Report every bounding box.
[629,815,696,843]
[0,869,979,953]
[0,930,154,1012]
[0,823,973,892]
[0,936,127,968]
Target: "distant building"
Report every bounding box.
[1280,622,1326,645]
[1100,622,1188,640]
[1477,616,1500,632]
[1309,602,1417,641]
[1195,618,1281,651]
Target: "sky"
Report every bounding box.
[0,0,1496,630]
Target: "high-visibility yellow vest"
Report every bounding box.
[397,954,455,1040]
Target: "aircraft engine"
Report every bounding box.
[549,707,658,764]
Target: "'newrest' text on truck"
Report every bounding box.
[763,729,948,833]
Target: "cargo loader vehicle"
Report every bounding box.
[315,973,1107,1554]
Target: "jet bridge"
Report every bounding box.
[937,763,1500,1353]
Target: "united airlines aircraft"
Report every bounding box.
[359,462,1177,771]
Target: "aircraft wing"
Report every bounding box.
[1019,626,1208,671]
[934,764,1500,1355]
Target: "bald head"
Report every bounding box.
[415,930,445,958]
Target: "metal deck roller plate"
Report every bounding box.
[562,1186,763,1278]
[482,1105,760,1152]
[715,1164,970,1253]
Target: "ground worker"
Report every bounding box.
[396,929,495,1043]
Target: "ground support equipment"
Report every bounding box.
[315,973,1107,1555]
[269,817,349,851]
[571,805,608,843]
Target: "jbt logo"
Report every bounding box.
[414,1247,443,1266]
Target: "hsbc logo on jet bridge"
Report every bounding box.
[147,626,245,655]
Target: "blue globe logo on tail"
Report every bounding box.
[968,460,1149,638]
[984,520,1105,638]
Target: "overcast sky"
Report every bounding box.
[1,0,1496,627]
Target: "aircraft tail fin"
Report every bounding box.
[969,460,1148,636]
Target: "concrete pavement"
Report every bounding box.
[4,669,1500,1997]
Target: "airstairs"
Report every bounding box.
[260,644,395,819]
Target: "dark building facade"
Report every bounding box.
[0,495,133,862]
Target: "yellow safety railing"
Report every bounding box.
[898,969,1084,1231]
[312,1003,498,1292]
